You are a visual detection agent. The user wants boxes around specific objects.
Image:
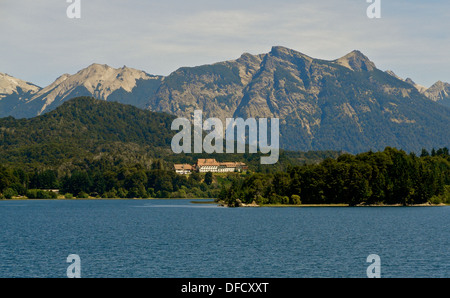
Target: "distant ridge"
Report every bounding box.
[1,46,449,153]
[0,64,163,118]
[148,46,450,153]
[0,97,176,165]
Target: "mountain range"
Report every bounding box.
[1,46,449,153]
[0,64,163,119]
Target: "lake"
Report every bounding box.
[0,199,448,278]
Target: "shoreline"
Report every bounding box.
[0,197,215,201]
[1,197,447,207]
[258,203,447,207]
[216,200,448,208]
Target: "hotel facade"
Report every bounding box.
[174,159,248,174]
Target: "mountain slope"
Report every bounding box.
[0,96,341,171]
[0,97,176,165]
[149,52,266,121]
[385,71,450,108]
[0,73,42,118]
[423,81,450,108]
[1,64,163,118]
[148,46,450,153]
[1,47,449,154]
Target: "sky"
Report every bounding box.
[0,0,449,88]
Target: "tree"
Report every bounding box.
[420,149,429,157]
[3,188,17,199]
[290,194,301,205]
[431,148,436,157]
[204,172,213,185]
[272,172,290,197]
[60,171,92,196]
[189,172,202,183]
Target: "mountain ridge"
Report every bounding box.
[147,46,450,153]
[1,47,449,153]
[0,64,164,118]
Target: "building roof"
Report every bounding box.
[220,162,238,168]
[174,164,194,171]
[196,159,220,166]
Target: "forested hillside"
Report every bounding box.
[0,97,342,200]
[219,147,450,206]
[0,97,176,167]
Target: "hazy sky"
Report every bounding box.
[1,0,449,88]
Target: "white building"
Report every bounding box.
[174,164,194,175]
[196,159,248,173]
[174,159,248,174]
[196,159,220,173]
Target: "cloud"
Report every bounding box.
[0,0,449,87]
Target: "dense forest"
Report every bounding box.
[0,151,342,200]
[1,147,449,206]
[0,159,224,200]
[0,97,176,168]
[218,147,450,206]
[0,97,341,200]
[0,97,340,170]
[0,97,449,205]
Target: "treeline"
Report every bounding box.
[0,159,224,199]
[1,147,449,204]
[0,96,341,174]
[219,147,450,206]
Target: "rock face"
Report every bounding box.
[0,73,42,118]
[149,46,450,153]
[1,46,449,153]
[385,71,450,107]
[423,81,450,108]
[148,52,267,123]
[0,64,163,118]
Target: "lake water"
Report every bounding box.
[0,199,448,278]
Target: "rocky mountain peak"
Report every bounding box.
[0,73,41,95]
[269,46,313,62]
[423,80,450,107]
[1,64,163,118]
[430,80,447,89]
[334,50,376,71]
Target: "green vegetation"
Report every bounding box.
[0,97,339,171]
[0,97,176,168]
[0,97,448,206]
[1,145,448,203]
[0,159,239,199]
[218,147,450,207]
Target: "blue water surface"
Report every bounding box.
[0,199,448,278]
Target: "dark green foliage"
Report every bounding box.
[3,188,17,199]
[29,170,58,189]
[1,97,447,204]
[204,172,213,185]
[0,97,344,200]
[25,189,57,199]
[0,97,176,167]
[219,147,450,206]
